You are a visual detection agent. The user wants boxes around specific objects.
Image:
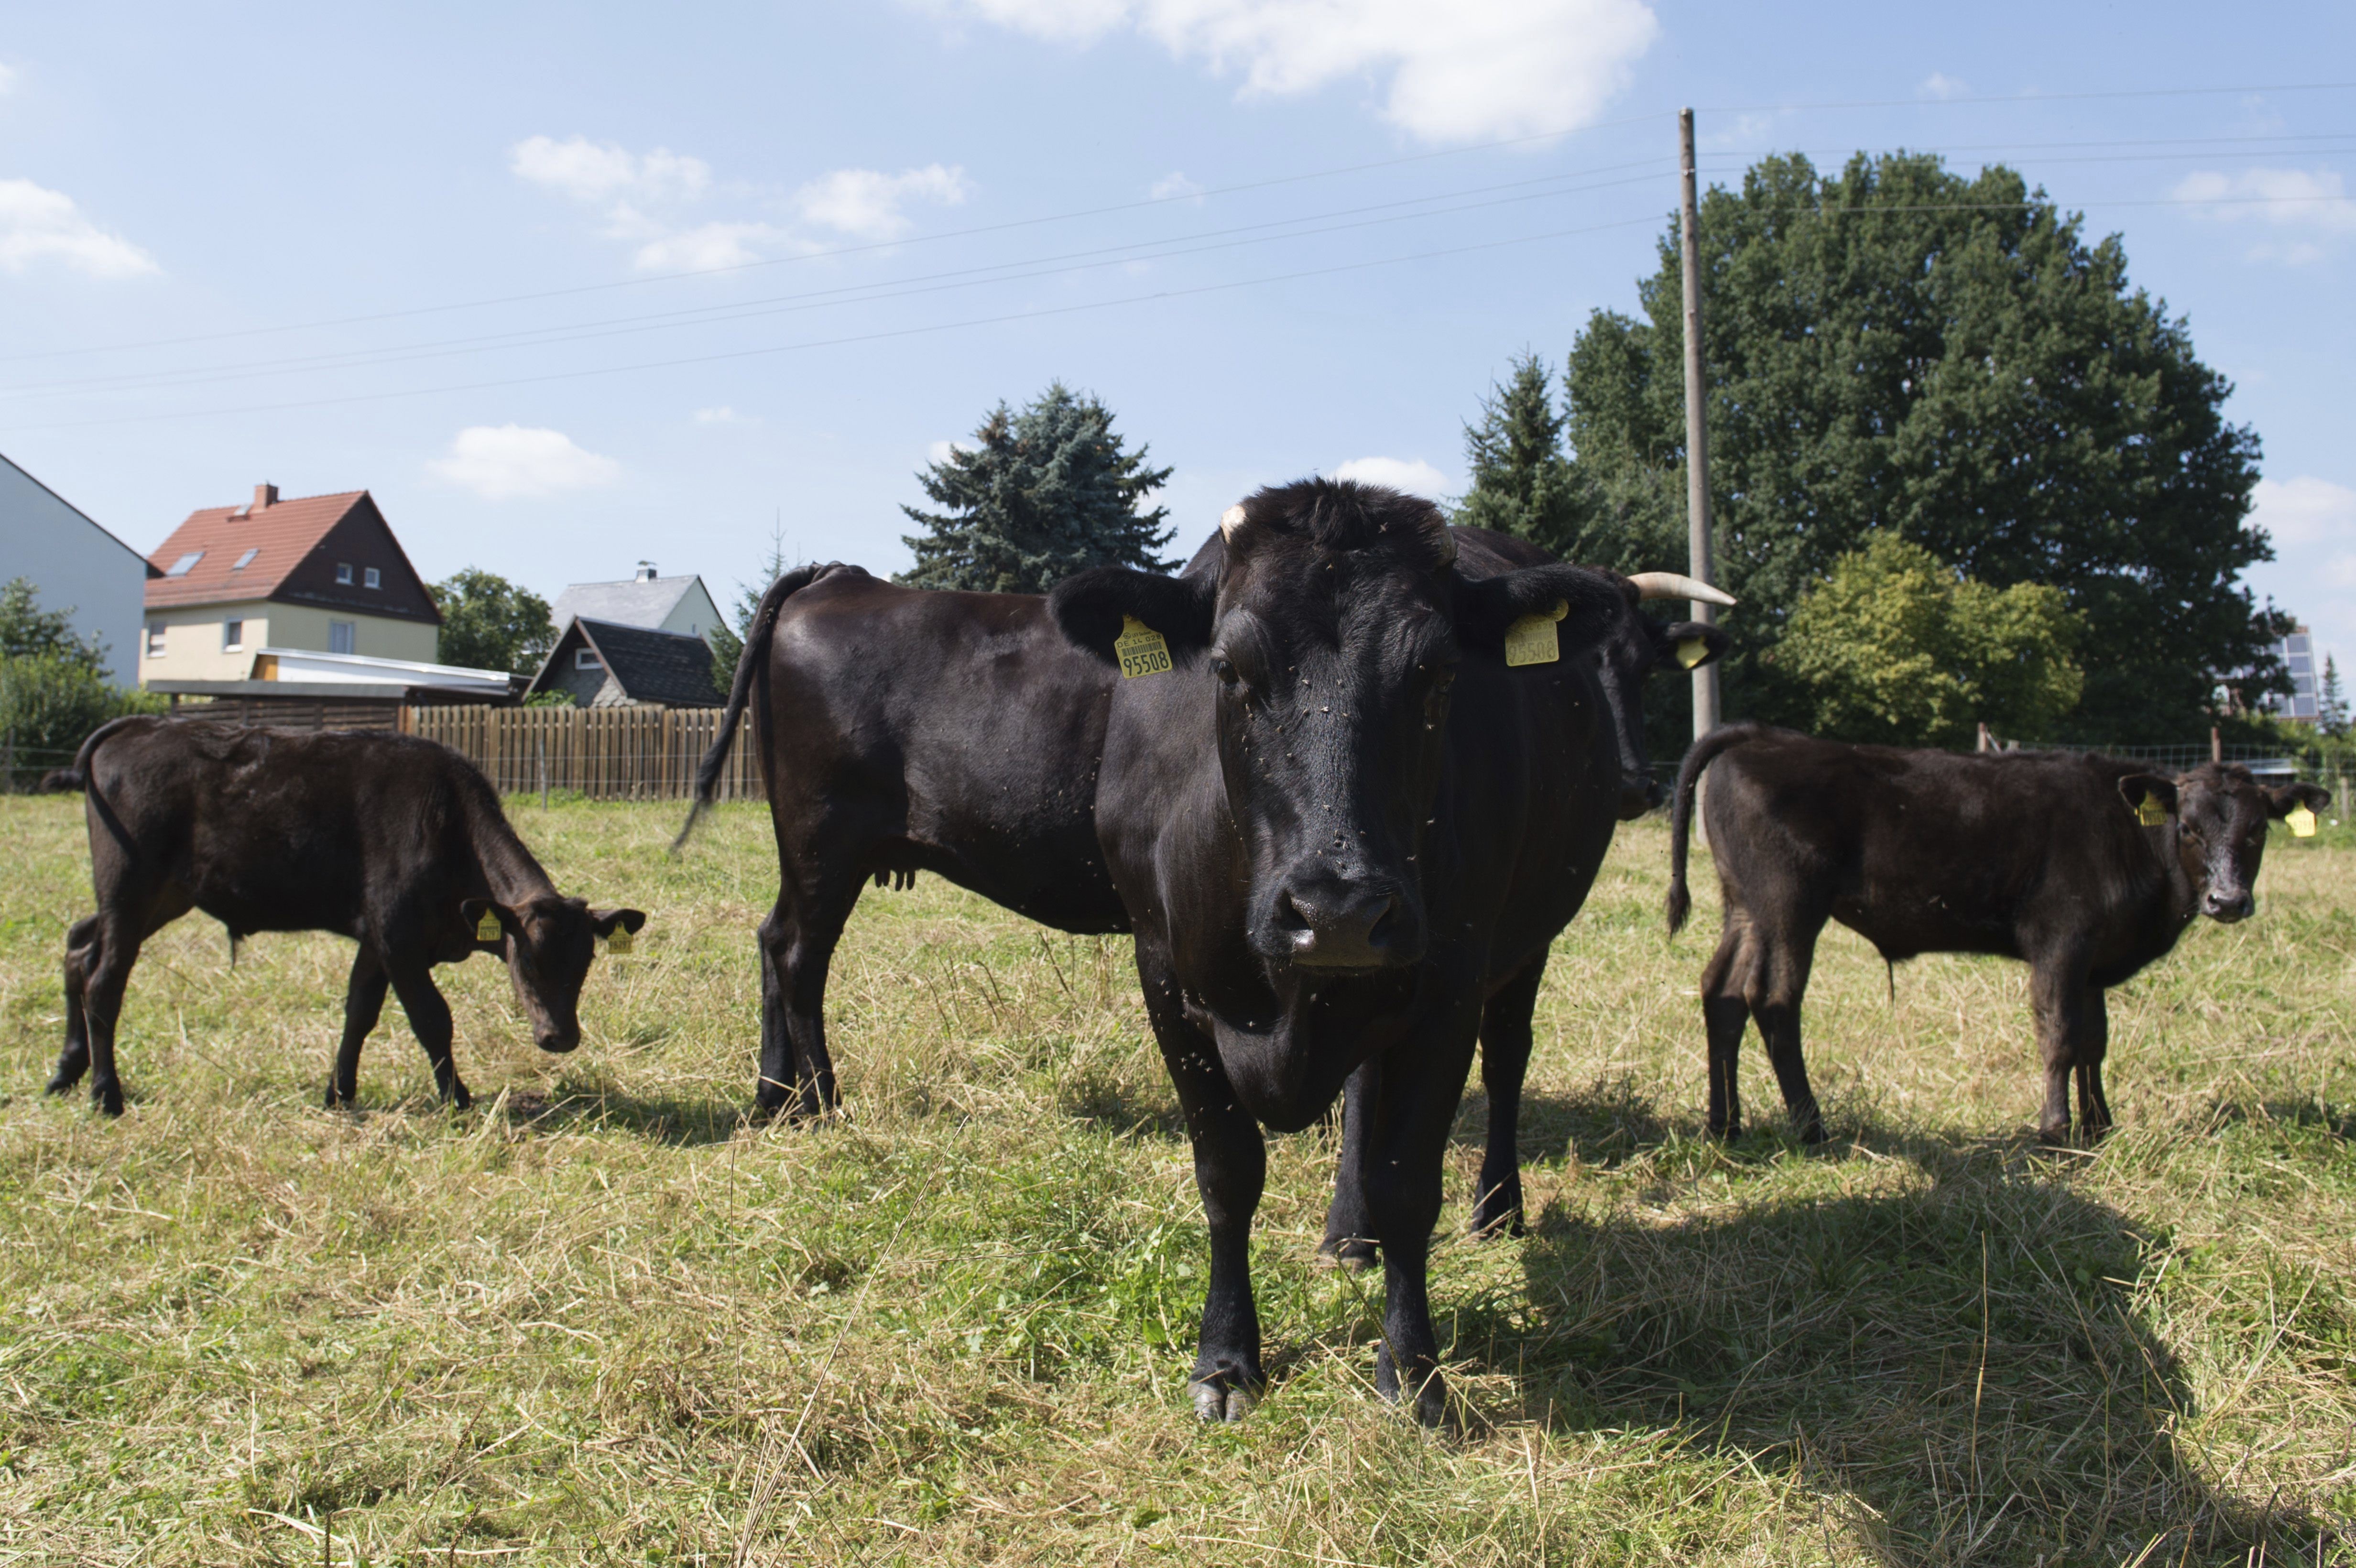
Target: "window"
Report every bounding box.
[575,647,602,670]
[363,566,381,589]
[166,551,204,577]
[146,624,165,656]
[232,547,259,571]
[335,563,354,585]
[329,621,356,655]
[222,620,243,653]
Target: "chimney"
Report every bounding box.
[635,560,658,582]
[253,483,279,512]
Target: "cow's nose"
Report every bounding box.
[2203,889,2254,923]
[537,1027,582,1054]
[1619,775,1666,820]
[1278,885,1403,969]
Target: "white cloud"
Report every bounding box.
[2171,167,2356,261]
[2254,476,2356,548]
[510,135,711,205]
[630,220,792,272]
[1151,170,1206,201]
[1332,456,1450,498]
[794,164,971,240]
[930,0,1658,143]
[0,179,159,279]
[695,405,754,425]
[429,425,621,500]
[0,62,18,96]
[927,437,978,465]
[2247,474,2356,675]
[1918,72,1967,100]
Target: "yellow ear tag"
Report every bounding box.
[605,928,633,954]
[1504,599,1569,668]
[1114,615,1172,679]
[2287,805,2318,838]
[475,910,503,941]
[2136,794,2169,827]
[1675,638,1709,670]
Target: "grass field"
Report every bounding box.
[3,793,2354,1566]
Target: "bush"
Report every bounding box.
[0,655,166,790]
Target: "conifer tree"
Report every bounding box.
[899,383,1175,594]
[2320,653,2349,740]
[1452,354,1581,551]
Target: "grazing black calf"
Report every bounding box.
[1051,479,1644,1425]
[1666,724,2327,1145]
[47,717,644,1114]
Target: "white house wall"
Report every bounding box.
[657,580,725,644]
[136,601,438,685]
[0,454,147,683]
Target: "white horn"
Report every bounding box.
[1220,504,1247,541]
[1627,570,1736,608]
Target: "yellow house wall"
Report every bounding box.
[138,601,438,686]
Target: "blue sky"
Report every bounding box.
[3,1,2352,680]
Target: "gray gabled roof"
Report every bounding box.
[548,575,703,632]
[529,616,720,708]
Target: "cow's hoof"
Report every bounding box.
[447,1081,473,1112]
[1376,1347,1451,1430]
[1319,1236,1380,1272]
[44,1072,78,1097]
[1708,1120,1740,1142]
[1798,1121,1829,1146]
[1189,1375,1260,1423]
[1468,1188,1524,1240]
[2037,1123,2072,1149]
[92,1081,124,1117]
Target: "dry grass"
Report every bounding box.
[2,792,2353,1566]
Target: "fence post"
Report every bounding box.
[537,730,548,809]
[2211,726,2223,764]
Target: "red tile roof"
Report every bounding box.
[143,488,440,625]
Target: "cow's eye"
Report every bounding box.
[1208,655,1240,687]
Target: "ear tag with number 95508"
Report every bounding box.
[2287,805,2318,838]
[1675,638,1710,669]
[1115,615,1171,679]
[1504,600,1569,668]
[605,928,633,954]
[2136,794,2169,827]
[476,909,503,941]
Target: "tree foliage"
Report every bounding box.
[708,525,793,700]
[1453,353,1585,551]
[1557,150,2281,744]
[899,383,1175,594]
[1775,536,2084,748]
[2320,654,2348,741]
[0,578,160,789]
[433,568,554,676]
[0,577,109,675]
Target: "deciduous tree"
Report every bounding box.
[433,568,554,676]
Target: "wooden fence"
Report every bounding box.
[401,705,763,801]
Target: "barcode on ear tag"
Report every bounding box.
[1676,638,1709,670]
[2287,805,2318,838]
[475,910,502,941]
[1504,599,1568,668]
[606,928,633,954]
[2136,795,2168,827]
[1114,615,1171,679]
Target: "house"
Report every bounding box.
[526,617,720,708]
[0,450,154,682]
[548,564,725,648]
[140,484,441,685]
[2265,626,2320,722]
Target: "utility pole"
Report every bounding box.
[1679,107,1720,742]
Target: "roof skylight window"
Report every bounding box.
[166,552,204,577]
[232,548,259,570]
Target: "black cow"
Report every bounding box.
[1665,724,2329,1146]
[676,546,1725,1154]
[46,717,644,1115]
[1048,479,1660,1426]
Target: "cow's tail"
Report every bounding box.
[1667,723,1762,936]
[38,715,148,795]
[671,564,830,852]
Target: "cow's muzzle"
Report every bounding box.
[1618,773,1666,820]
[2202,889,2254,923]
[536,1026,583,1054]
[1276,880,1417,969]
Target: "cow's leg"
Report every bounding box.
[325,946,391,1109]
[1750,917,1827,1143]
[1318,1059,1379,1270]
[2073,987,2113,1140]
[1363,1006,1483,1429]
[1138,946,1265,1421]
[77,911,154,1117]
[753,856,868,1120]
[2028,957,2094,1146]
[388,964,469,1110]
[1699,916,1756,1139]
[1469,952,1548,1239]
[48,916,101,1095]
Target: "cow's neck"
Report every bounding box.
[465,795,560,906]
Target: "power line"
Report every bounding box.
[1702,80,2356,114]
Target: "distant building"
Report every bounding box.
[526,617,720,708]
[548,564,724,648]
[0,450,153,682]
[2266,626,2320,722]
[141,484,442,685]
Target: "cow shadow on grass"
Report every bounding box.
[1455,1130,2337,1564]
[498,1083,747,1147]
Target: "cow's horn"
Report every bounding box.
[1220,504,1247,541]
[1434,525,1457,567]
[1627,570,1736,607]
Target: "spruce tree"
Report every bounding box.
[1452,354,1582,553]
[2320,654,2349,740]
[898,382,1175,594]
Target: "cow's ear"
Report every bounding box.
[1454,563,1625,658]
[1049,568,1216,662]
[2117,774,2179,819]
[460,898,511,946]
[2267,782,2331,818]
[592,907,647,937]
[1654,620,1730,672]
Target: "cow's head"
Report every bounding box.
[463,896,647,1051]
[1054,480,1623,973]
[2116,765,2329,923]
[1589,573,1734,818]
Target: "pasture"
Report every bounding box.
[2,792,2353,1566]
